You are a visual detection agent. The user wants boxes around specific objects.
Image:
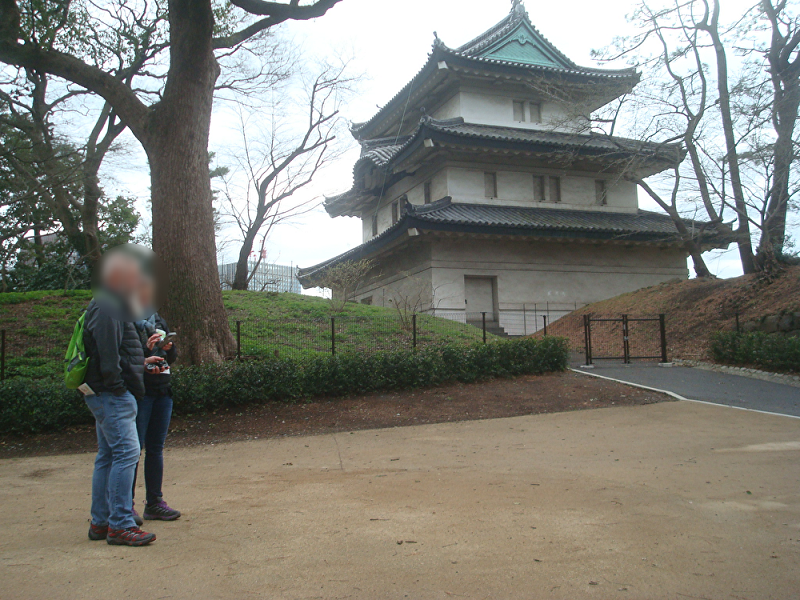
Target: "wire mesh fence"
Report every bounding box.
[583,314,667,364]
[0,329,65,380]
[0,306,670,381]
[0,312,498,380]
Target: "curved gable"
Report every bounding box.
[478,21,572,69]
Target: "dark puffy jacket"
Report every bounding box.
[83,299,145,400]
[135,313,177,397]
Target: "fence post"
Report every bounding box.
[659,313,668,363]
[542,315,548,336]
[622,314,630,364]
[331,316,336,356]
[412,313,417,351]
[1,329,5,381]
[583,314,591,366]
[236,321,241,360]
[735,312,740,333]
[482,312,487,343]
[586,315,593,365]
[523,304,527,336]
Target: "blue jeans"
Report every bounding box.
[84,391,140,530]
[133,394,173,506]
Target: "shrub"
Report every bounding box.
[0,336,569,435]
[710,331,800,373]
[0,379,92,435]
[171,336,570,414]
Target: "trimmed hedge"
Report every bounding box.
[0,379,93,436]
[710,331,800,373]
[0,336,569,435]
[171,337,569,413]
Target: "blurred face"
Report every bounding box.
[137,277,155,311]
[102,253,143,299]
[95,244,158,321]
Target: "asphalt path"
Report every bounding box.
[575,362,800,417]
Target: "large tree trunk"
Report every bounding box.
[145,0,235,363]
[80,155,103,266]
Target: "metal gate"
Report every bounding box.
[583,314,668,365]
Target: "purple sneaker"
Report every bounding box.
[143,500,181,521]
[132,506,144,526]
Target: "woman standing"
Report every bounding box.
[132,313,181,522]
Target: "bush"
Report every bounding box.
[0,336,569,435]
[710,331,800,373]
[173,336,569,414]
[0,379,92,435]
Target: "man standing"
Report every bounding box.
[83,247,158,546]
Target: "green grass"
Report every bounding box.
[1,290,491,377]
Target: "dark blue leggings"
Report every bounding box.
[132,394,173,506]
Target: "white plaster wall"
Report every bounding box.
[429,238,688,314]
[448,89,580,132]
[432,93,461,120]
[361,167,641,242]
[360,168,449,241]
[446,166,639,210]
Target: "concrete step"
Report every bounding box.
[467,321,511,338]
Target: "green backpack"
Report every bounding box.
[64,310,89,389]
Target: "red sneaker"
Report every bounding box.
[88,522,108,541]
[106,526,156,546]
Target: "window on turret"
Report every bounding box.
[371,214,378,236]
[549,177,561,203]
[513,100,526,122]
[529,103,542,123]
[424,181,432,204]
[484,172,497,198]
[595,180,607,205]
[532,175,545,202]
[391,201,398,224]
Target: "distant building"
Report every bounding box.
[219,261,302,293]
[298,2,729,333]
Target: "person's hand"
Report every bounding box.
[162,342,173,351]
[146,333,161,351]
[145,356,166,373]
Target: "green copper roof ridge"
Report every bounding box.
[476,20,572,68]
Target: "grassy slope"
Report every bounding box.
[544,266,800,360]
[0,290,487,377]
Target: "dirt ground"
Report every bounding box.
[0,371,666,458]
[1,398,799,600]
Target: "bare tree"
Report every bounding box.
[222,58,355,290]
[316,259,374,313]
[387,272,451,331]
[0,0,168,266]
[756,0,800,266]
[590,0,800,275]
[0,0,344,363]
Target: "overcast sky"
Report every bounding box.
[106,0,770,283]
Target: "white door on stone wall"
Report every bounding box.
[464,277,495,318]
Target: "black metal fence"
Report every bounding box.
[1,311,525,381]
[582,314,668,365]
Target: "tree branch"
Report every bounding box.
[213,0,343,49]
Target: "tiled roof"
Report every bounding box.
[359,136,411,167]
[299,199,727,283]
[409,199,703,237]
[350,8,637,140]
[325,118,682,214]
[354,118,676,170]
[420,119,677,156]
